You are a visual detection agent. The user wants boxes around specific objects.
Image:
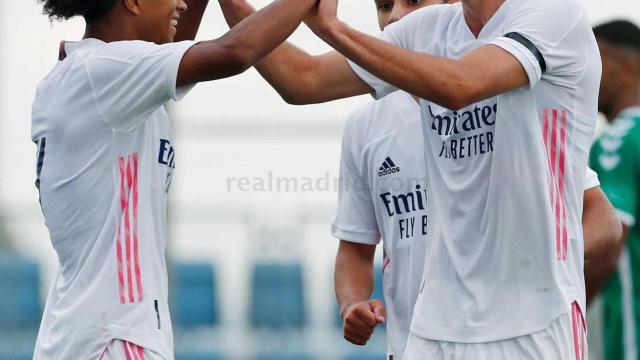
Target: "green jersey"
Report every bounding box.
[591,107,640,360]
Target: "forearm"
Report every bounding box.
[217,0,317,69]
[220,0,352,104]
[583,216,622,259]
[585,250,619,305]
[335,241,376,318]
[319,21,471,108]
[174,0,210,42]
[318,20,527,109]
[583,188,623,259]
[585,227,628,305]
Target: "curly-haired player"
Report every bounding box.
[31,0,316,358]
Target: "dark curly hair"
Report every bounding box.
[40,0,117,21]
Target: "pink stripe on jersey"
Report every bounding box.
[125,157,135,303]
[543,109,570,261]
[543,110,559,260]
[132,153,144,302]
[123,341,133,360]
[559,111,568,260]
[116,153,143,304]
[116,157,126,304]
[382,250,391,273]
[136,344,147,360]
[551,110,562,260]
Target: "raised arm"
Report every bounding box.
[304,0,528,109]
[218,0,370,104]
[174,0,210,42]
[177,0,319,86]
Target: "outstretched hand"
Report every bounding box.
[304,0,339,38]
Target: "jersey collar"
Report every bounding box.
[58,38,106,61]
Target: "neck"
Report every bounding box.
[606,88,640,121]
[83,11,138,43]
[461,0,505,37]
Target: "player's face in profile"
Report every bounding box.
[138,0,188,44]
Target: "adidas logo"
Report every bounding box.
[378,157,400,177]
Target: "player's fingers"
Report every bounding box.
[351,303,378,327]
[343,313,375,334]
[344,329,371,346]
[370,300,386,323]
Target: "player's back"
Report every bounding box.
[33,40,119,277]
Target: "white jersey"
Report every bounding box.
[332,91,427,359]
[348,0,601,343]
[333,91,601,358]
[31,38,195,359]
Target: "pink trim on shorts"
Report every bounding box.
[572,302,586,360]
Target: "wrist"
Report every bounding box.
[319,19,347,44]
[339,301,355,320]
[339,298,366,320]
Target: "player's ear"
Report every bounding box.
[122,0,143,16]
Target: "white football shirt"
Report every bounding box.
[348,0,601,342]
[333,90,601,358]
[31,38,195,359]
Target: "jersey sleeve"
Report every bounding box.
[331,108,381,245]
[86,40,196,132]
[590,125,640,227]
[583,167,600,191]
[487,0,593,89]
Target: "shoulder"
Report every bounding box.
[342,101,379,156]
[507,0,583,15]
[346,93,414,142]
[87,40,165,64]
[504,0,585,27]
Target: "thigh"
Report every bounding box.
[100,339,166,360]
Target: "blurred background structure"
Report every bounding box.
[1,0,640,359]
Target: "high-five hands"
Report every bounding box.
[341,299,386,346]
[303,0,339,38]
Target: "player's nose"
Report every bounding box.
[177,0,188,12]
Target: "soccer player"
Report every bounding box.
[587,20,640,360]
[31,0,318,358]
[324,2,621,359]
[222,0,602,357]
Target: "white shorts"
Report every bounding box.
[402,302,587,360]
[100,339,165,360]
